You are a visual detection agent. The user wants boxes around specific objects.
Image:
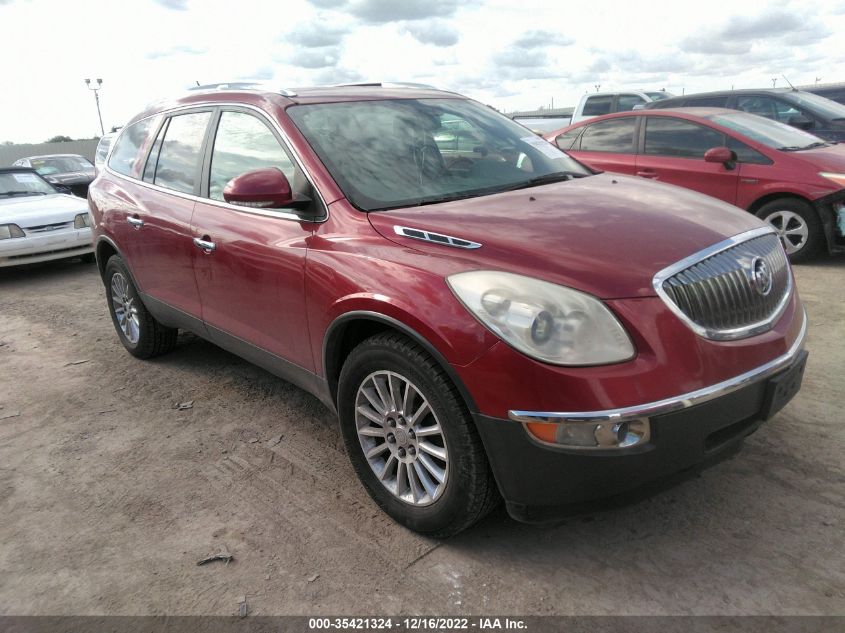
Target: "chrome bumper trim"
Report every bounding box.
[508,308,807,425]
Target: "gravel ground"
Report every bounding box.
[0,256,842,616]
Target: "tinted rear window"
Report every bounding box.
[108,119,153,177]
[579,118,637,153]
[152,112,211,194]
[582,96,613,116]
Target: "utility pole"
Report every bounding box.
[85,78,105,136]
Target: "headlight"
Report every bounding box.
[820,172,845,187]
[447,271,635,366]
[74,212,91,229]
[0,224,25,240]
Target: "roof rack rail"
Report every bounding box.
[331,81,438,90]
[188,82,297,97]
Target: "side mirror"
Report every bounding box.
[788,114,814,130]
[223,168,294,209]
[704,146,736,168]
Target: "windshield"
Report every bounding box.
[705,112,826,150]
[287,98,591,211]
[646,92,674,101]
[787,91,845,120]
[30,156,94,176]
[0,171,57,198]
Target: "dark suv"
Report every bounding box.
[88,84,807,536]
[644,89,845,142]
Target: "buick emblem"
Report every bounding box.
[750,257,773,296]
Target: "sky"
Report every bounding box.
[1,0,844,143]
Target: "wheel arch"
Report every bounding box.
[747,192,834,254]
[747,191,814,216]
[95,235,144,292]
[322,311,479,415]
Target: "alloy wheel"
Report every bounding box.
[110,272,140,345]
[764,210,809,255]
[354,370,449,506]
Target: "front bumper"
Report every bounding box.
[0,228,93,267]
[473,316,808,523]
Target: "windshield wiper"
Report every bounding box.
[778,141,827,151]
[504,171,588,191]
[0,190,47,196]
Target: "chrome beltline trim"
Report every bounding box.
[508,307,807,424]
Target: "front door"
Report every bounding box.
[191,108,320,371]
[635,116,739,204]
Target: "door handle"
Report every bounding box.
[127,215,144,229]
[636,170,658,178]
[193,236,216,252]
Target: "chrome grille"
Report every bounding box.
[655,230,791,340]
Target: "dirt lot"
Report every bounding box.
[0,256,843,616]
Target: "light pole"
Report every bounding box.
[85,78,105,136]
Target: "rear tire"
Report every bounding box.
[337,332,499,537]
[104,255,177,359]
[755,198,823,263]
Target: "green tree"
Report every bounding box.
[46,135,74,143]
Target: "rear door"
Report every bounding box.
[566,117,638,175]
[190,107,321,371]
[635,116,739,204]
[112,110,213,318]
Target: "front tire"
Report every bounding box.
[104,255,177,359]
[337,332,499,537]
[755,198,823,263]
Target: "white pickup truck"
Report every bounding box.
[570,90,673,124]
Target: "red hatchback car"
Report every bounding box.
[89,85,807,536]
[546,108,845,262]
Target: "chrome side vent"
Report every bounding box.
[393,226,481,249]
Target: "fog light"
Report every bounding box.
[527,417,650,449]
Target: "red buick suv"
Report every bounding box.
[89,84,808,536]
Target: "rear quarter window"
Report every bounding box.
[108,119,154,177]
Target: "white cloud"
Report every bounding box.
[0,0,843,142]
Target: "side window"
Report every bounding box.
[616,94,646,112]
[582,95,613,117]
[554,127,582,150]
[736,96,802,124]
[579,118,637,153]
[108,118,153,177]
[143,120,167,183]
[726,137,772,165]
[208,111,296,202]
[153,112,211,194]
[686,96,729,107]
[644,117,725,158]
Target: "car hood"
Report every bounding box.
[368,173,763,299]
[42,171,95,184]
[787,143,845,173]
[0,194,89,227]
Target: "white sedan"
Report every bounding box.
[0,167,94,267]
